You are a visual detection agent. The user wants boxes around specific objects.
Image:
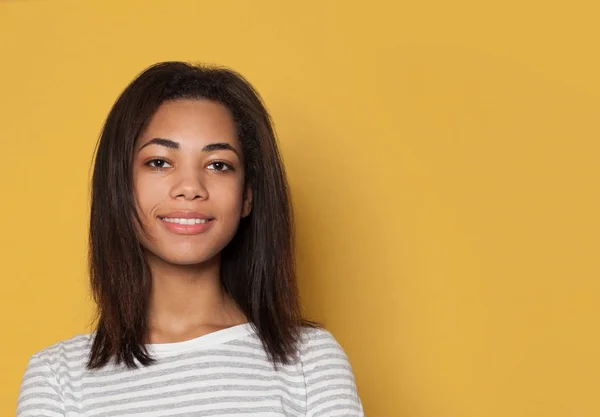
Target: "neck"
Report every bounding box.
[145,252,247,343]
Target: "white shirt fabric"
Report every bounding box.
[17,324,365,416]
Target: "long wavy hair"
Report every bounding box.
[88,61,317,370]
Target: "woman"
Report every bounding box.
[17,61,365,416]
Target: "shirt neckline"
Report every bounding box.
[145,322,255,355]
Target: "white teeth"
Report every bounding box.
[161,218,209,224]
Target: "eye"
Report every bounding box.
[145,158,172,169]
[207,161,233,172]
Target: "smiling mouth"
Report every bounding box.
[158,217,213,225]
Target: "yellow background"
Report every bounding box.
[1,0,599,415]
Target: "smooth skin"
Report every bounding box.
[132,99,252,345]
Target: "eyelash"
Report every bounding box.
[145,158,233,172]
[207,161,233,172]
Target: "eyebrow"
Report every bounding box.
[139,138,239,156]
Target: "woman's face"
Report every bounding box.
[132,99,252,266]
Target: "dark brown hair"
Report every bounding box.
[88,61,317,370]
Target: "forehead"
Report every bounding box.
[137,99,239,150]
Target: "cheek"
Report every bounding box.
[134,175,165,219]
[213,183,245,215]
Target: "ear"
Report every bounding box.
[241,185,253,218]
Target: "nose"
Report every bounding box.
[170,167,208,201]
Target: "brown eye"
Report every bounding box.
[207,161,232,172]
[146,159,172,169]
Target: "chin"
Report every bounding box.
[145,247,219,267]
[166,253,218,266]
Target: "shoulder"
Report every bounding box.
[297,325,355,375]
[21,333,93,387]
[29,333,93,370]
[298,325,347,356]
[18,333,92,415]
[297,325,365,416]
[300,327,350,367]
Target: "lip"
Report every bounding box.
[159,211,214,220]
[158,211,215,235]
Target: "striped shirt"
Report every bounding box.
[17,324,365,416]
